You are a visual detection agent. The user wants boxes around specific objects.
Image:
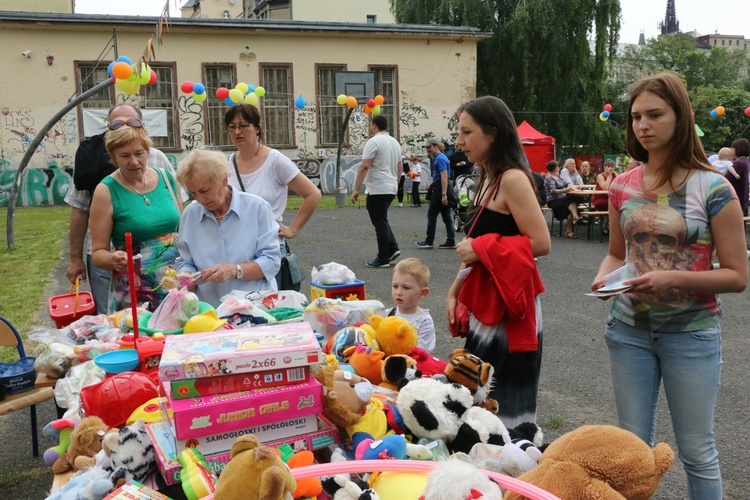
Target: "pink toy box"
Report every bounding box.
[148,415,339,486]
[158,322,323,382]
[162,375,323,440]
[169,366,310,400]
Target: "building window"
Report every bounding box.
[722,39,725,45]
[142,64,178,150]
[76,62,114,138]
[261,64,293,147]
[317,65,346,146]
[713,40,717,45]
[204,64,236,148]
[370,66,398,140]
[366,15,376,24]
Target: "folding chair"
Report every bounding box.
[0,316,55,457]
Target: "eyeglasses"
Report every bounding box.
[108,118,143,131]
[227,123,252,133]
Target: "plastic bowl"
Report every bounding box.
[94,350,140,374]
[137,301,214,335]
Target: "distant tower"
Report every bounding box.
[638,31,646,45]
[659,0,679,34]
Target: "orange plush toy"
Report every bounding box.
[369,315,418,358]
[344,344,385,385]
[287,450,322,499]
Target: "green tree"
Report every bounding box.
[690,86,750,151]
[389,0,622,153]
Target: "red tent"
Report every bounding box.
[517,121,556,174]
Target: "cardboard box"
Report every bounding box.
[104,479,171,500]
[149,415,339,486]
[163,375,323,440]
[158,322,322,382]
[169,366,309,400]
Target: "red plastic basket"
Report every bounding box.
[48,279,96,328]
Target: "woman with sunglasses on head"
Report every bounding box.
[89,117,181,313]
[592,73,747,498]
[225,104,320,289]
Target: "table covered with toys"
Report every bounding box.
[32,262,677,500]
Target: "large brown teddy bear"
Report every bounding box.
[213,435,296,500]
[51,416,109,474]
[504,425,674,500]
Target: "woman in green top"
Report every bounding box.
[90,118,180,313]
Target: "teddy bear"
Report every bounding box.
[368,315,418,358]
[51,416,109,474]
[379,354,421,391]
[441,349,498,414]
[213,435,297,500]
[504,425,675,500]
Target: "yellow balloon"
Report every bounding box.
[236,82,249,94]
[228,88,244,103]
[372,105,381,116]
[599,112,608,121]
[244,92,259,106]
[116,78,140,95]
[254,86,266,97]
[193,92,207,103]
[337,94,347,105]
[136,64,151,85]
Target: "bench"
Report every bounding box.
[581,211,608,242]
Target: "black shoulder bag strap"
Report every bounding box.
[231,153,246,192]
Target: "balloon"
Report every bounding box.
[246,84,255,94]
[364,106,372,115]
[181,81,194,93]
[366,98,376,108]
[235,82,248,94]
[603,103,612,112]
[374,95,384,106]
[115,78,140,95]
[224,97,235,106]
[709,109,718,119]
[135,64,151,85]
[372,105,381,116]
[346,96,357,108]
[601,110,610,118]
[294,95,306,109]
[244,92,259,106]
[716,106,725,115]
[228,88,244,103]
[148,70,158,85]
[193,82,206,95]
[599,112,608,121]
[254,86,266,97]
[193,92,207,103]
[107,61,116,78]
[216,87,230,99]
[336,94,347,105]
[116,55,132,65]
[745,107,750,117]
[112,62,133,80]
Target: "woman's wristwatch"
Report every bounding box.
[235,264,243,280]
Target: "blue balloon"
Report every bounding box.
[294,96,306,109]
[601,110,610,118]
[107,61,116,78]
[709,109,718,119]
[193,82,206,95]
[246,84,255,94]
[225,97,235,107]
[116,55,132,65]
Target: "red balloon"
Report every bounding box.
[745,107,750,117]
[180,81,194,94]
[216,87,229,99]
[148,70,157,85]
[603,103,613,112]
[366,99,376,108]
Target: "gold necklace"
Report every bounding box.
[118,170,151,205]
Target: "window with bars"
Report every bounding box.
[142,64,178,149]
[76,62,114,138]
[371,66,398,140]
[317,65,346,146]
[261,64,293,147]
[204,65,236,148]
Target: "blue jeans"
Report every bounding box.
[86,254,111,315]
[365,194,398,263]
[424,185,455,245]
[604,316,722,499]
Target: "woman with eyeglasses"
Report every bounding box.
[225,104,321,289]
[89,117,181,313]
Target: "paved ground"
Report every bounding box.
[2,204,749,499]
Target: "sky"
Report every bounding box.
[74,0,749,45]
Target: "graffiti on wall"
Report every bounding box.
[178,96,205,152]
[1,106,77,165]
[0,166,73,207]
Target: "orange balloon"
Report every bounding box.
[346,96,357,108]
[716,106,725,115]
[112,62,133,80]
[374,95,384,106]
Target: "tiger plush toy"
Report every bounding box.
[442,349,499,414]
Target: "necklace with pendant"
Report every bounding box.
[118,170,151,205]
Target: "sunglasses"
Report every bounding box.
[108,118,143,131]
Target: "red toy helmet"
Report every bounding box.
[80,371,158,428]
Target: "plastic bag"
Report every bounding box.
[225,289,309,312]
[216,295,277,328]
[311,262,356,285]
[53,360,106,412]
[147,287,200,331]
[60,314,115,344]
[303,297,385,342]
[33,342,77,379]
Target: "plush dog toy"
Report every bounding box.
[442,349,498,414]
[345,344,385,385]
[214,435,296,500]
[505,425,675,500]
[379,354,421,391]
[322,474,380,500]
[51,416,108,474]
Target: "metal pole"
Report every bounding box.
[6,78,115,249]
[334,107,354,205]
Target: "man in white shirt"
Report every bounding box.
[559,158,583,187]
[351,115,402,268]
